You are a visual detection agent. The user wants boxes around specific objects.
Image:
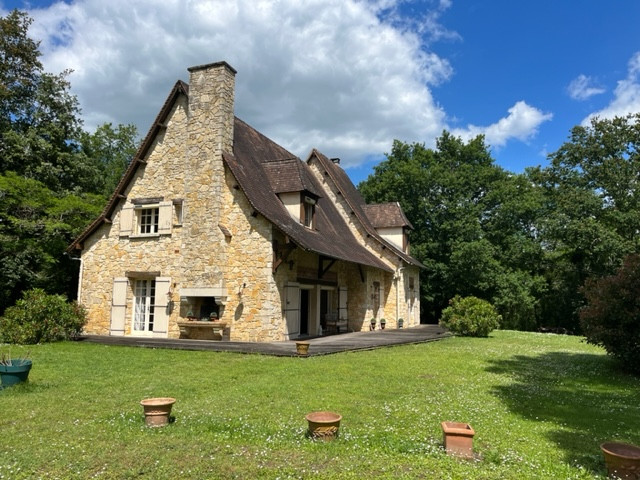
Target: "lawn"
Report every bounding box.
[1,331,638,479]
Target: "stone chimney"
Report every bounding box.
[187,61,237,157]
[182,61,237,282]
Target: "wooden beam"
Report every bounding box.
[272,240,296,273]
[318,256,336,279]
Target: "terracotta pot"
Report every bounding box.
[140,397,176,427]
[295,341,310,356]
[306,411,342,441]
[601,442,640,479]
[441,421,475,458]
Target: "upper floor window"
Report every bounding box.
[119,198,174,238]
[138,207,159,234]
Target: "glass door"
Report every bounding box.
[133,279,156,335]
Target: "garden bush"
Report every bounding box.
[0,289,86,344]
[580,254,640,374]
[439,295,501,337]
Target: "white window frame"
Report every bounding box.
[137,206,160,235]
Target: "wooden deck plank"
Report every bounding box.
[78,325,451,357]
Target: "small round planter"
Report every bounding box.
[306,411,342,441]
[600,442,640,479]
[140,397,176,427]
[0,359,32,388]
[295,341,310,356]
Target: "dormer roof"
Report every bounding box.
[363,203,413,230]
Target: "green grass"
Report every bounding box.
[1,331,638,479]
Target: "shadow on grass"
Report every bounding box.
[485,350,640,474]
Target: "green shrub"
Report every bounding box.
[0,289,86,344]
[439,295,501,337]
[580,254,640,374]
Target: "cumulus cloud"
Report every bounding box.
[451,101,553,147]
[4,0,550,167]
[583,51,640,125]
[567,74,605,100]
[14,0,450,167]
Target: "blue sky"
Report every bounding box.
[3,0,640,185]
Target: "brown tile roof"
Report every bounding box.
[308,150,424,268]
[363,203,413,229]
[224,118,393,272]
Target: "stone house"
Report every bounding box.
[68,61,423,342]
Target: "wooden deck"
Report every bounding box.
[79,324,451,357]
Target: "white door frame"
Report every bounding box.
[133,278,156,336]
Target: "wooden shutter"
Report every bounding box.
[110,277,128,336]
[338,287,348,321]
[284,284,300,338]
[119,205,134,237]
[153,277,171,337]
[158,201,172,235]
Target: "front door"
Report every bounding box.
[133,279,156,335]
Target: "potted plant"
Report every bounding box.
[380,318,386,329]
[209,312,219,321]
[0,351,32,388]
[370,318,376,331]
[398,318,404,329]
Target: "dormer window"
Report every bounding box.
[302,195,316,228]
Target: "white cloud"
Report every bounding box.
[451,101,553,148]
[20,0,456,167]
[567,74,605,101]
[583,51,640,125]
[6,0,550,168]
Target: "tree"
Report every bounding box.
[529,113,640,331]
[0,172,104,313]
[580,254,640,373]
[80,122,138,196]
[359,133,545,327]
[0,10,139,314]
[0,9,101,194]
[0,9,41,133]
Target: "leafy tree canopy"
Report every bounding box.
[0,10,138,314]
[359,133,545,328]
